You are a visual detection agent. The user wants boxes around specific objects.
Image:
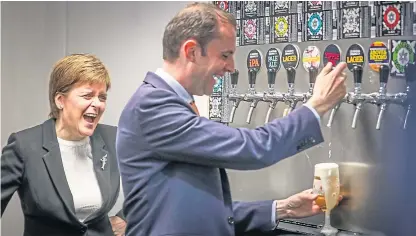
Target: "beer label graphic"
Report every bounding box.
[275,16,289,38]
[244,1,258,18]
[368,41,390,72]
[215,1,229,12]
[306,12,323,40]
[390,40,416,77]
[302,45,321,71]
[323,44,342,67]
[212,77,223,95]
[341,8,360,38]
[282,44,300,69]
[346,44,365,72]
[243,19,257,45]
[266,48,281,72]
[247,49,262,71]
[382,4,401,36]
[274,1,289,14]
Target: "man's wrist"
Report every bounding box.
[276,199,289,220]
[305,98,328,117]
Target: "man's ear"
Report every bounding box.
[183,39,198,62]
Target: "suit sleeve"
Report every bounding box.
[119,88,323,170]
[233,200,277,234]
[1,133,24,215]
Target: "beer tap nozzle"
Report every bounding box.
[283,67,298,116]
[246,69,260,124]
[265,68,279,123]
[375,65,390,130]
[228,69,242,123]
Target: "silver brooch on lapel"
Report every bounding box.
[101,154,108,170]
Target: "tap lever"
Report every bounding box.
[286,67,296,85]
[405,62,416,84]
[353,65,363,84]
[230,69,239,86]
[267,69,277,88]
[379,64,389,84]
[308,66,318,84]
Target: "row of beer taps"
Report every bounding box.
[227,62,416,130]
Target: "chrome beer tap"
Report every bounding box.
[373,65,390,130]
[228,69,245,123]
[245,49,264,124]
[264,68,284,123]
[348,65,372,129]
[282,67,303,116]
[304,66,318,101]
[244,68,264,124]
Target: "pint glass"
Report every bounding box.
[313,163,340,235]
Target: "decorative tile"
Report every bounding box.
[212,77,223,96]
[209,96,223,121]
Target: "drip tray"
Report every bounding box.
[277,220,367,235]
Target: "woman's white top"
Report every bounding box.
[57,136,102,222]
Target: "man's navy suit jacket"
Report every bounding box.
[116,72,324,236]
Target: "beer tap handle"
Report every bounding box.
[403,62,416,129]
[267,69,277,88]
[230,69,239,87]
[379,64,389,86]
[353,65,363,84]
[248,69,257,90]
[246,106,255,123]
[286,67,296,85]
[309,66,318,84]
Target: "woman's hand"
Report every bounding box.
[109,216,127,236]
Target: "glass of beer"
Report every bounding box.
[313,163,340,235]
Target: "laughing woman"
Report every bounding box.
[1,54,126,236]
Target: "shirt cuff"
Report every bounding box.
[303,104,321,122]
[271,200,278,229]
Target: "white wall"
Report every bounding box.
[1,2,209,235]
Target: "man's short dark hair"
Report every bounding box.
[162,2,236,62]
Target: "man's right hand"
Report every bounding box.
[306,62,348,117]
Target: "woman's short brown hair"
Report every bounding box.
[48,54,111,119]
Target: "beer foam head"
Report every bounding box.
[315,163,338,170]
[315,163,339,177]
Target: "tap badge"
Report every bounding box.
[247,49,262,72]
[390,40,416,77]
[282,44,300,70]
[306,12,323,40]
[266,48,282,72]
[302,45,321,72]
[346,44,365,72]
[382,4,401,36]
[323,44,341,67]
[368,41,390,72]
